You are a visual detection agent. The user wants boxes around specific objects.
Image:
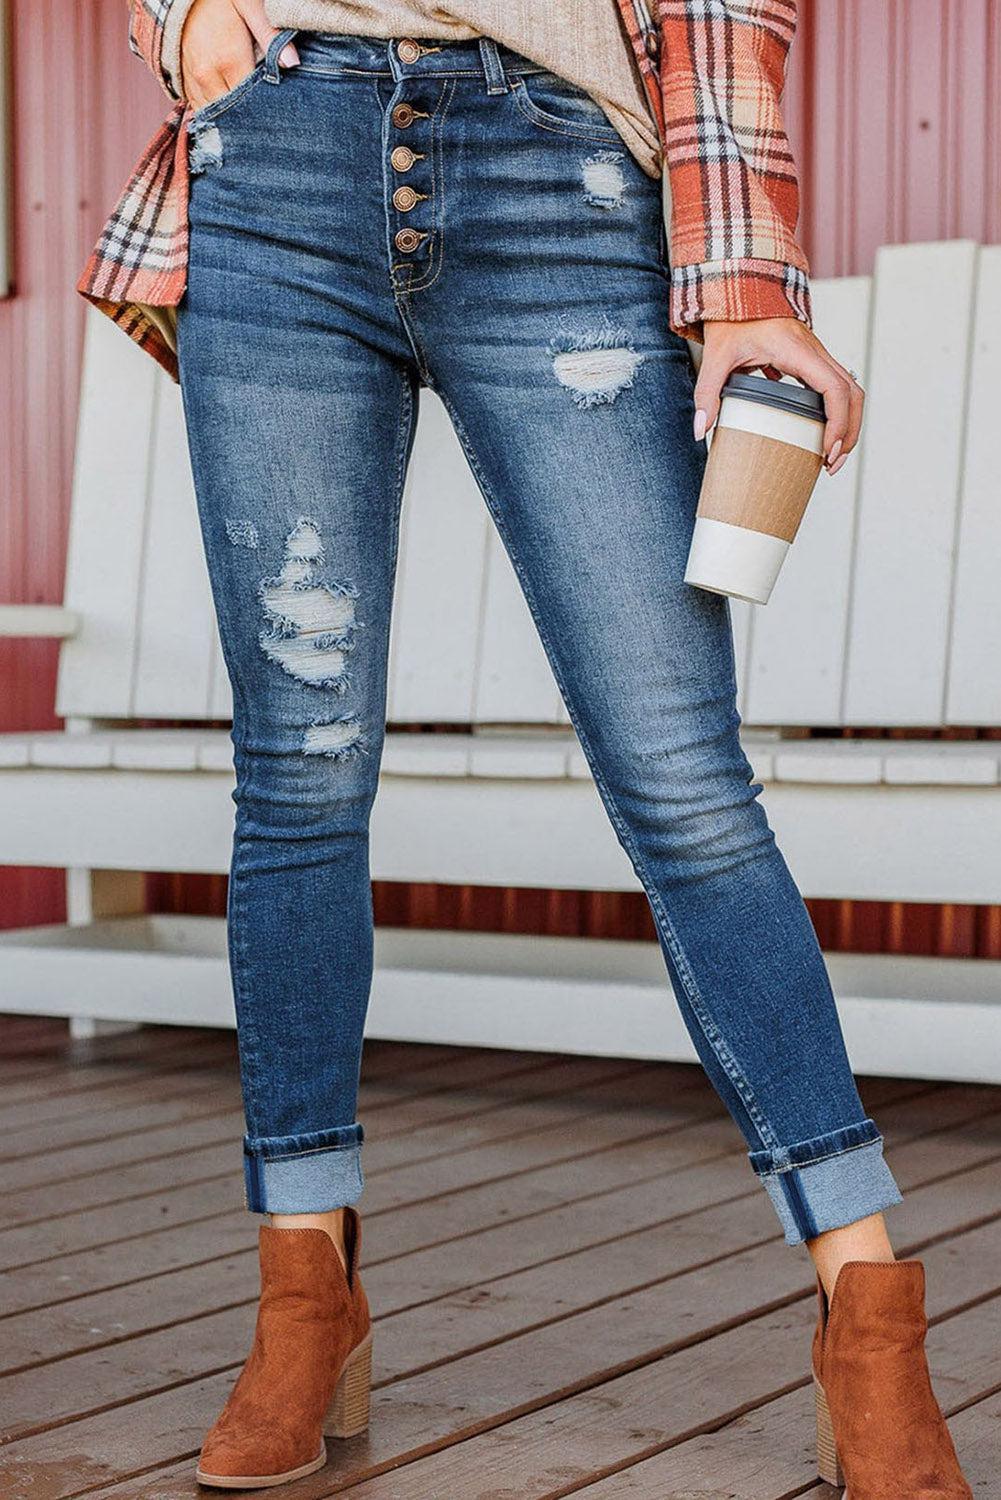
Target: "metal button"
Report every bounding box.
[391,146,416,171]
[391,103,415,128]
[393,186,419,212]
[397,38,421,63]
[394,228,423,253]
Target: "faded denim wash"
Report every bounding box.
[176,30,901,1245]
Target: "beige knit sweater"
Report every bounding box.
[161,0,662,178]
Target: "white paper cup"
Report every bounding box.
[684,376,826,605]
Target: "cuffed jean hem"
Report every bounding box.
[751,1130,902,1247]
[243,1123,365,1214]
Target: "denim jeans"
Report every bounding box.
[176,30,901,1245]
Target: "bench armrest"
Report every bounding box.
[0,605,81,639]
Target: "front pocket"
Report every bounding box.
[187,60,267,127]
[511,73,622,144]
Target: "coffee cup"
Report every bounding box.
[684,373,827,605]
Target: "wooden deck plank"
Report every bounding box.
[573,1284,1000,1498]
[0,1062,712,1265]
[0,1020,236,1073]
[2,1124,999,1489]
[0,1059,651,1232]
[7,1120,999,1441]
[2,1044,584,1160]
[0,1045,234,1105]
[29,1222,1001,1500]
[0,1067,242,1132]
[7,1090,243,1163]
[2,1074,990,1283]
[1,1106,707,1280]
[0,1095,955,1376]
[1,1025,997,1499]
[1,1079,996,1361]
[0,1049,639,1203]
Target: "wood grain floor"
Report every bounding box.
[1,1015,998,1498]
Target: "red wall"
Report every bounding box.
[786,0,1001,276]
[3,0,1001,949]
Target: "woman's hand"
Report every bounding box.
[693,318,864,476]
[180,0,299,111]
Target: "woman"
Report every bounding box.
[80,3,971,1494]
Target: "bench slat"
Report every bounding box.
[743,276,872,725]
[945,246,1001,724]
[133,377,219,719]
[5,729,999,786]
[842,241,979,724]
[473,527,564,724]
[56,309,159,718]
[388,391,491,722]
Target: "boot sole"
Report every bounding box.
[196,1332,373,1488]
[195,1447,326,1489]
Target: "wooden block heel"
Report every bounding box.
[814,1376,845,1488]
[325,1332,372,1440]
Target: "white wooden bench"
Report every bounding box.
[2,240,1000,1082]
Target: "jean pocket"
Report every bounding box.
[186,28,299,127]
[511,72,622,144]
[187,61,268,128]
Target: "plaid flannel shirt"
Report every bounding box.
[78,0,812,380]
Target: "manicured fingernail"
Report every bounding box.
[829,454,847,476]
[279,43,300,67]
[826,439,843,465]
[693,409,707,442]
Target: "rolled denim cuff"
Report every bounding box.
[750,1121,902,1246]
[243,1123,364,1214]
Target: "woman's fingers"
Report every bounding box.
[692,342,736,440]
[181,0,298,110]
[843,371,865,459]
[828,378,864,475]
[233,0,300,67]
[776,337,866,465]
[775,341,857,465]
[181,0,253,105]
[691,319,866,473]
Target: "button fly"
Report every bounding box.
[391,146,416,172]
[394,228,423,253]
[397,38,421,64]
[393,186,419,212]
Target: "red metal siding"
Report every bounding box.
[785,0,1001,276]
[3,1,1001,953]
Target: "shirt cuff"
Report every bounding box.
[669,259,812,342]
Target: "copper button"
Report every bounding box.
[393,185,419,212]
[390,145,416,171]
[391,103,415,128]
[394,228,423,252]
[397,38,422,63]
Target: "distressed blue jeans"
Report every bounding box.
[176,30,901,1245]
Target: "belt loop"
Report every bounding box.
[264,27,298,83]
[478,37,509,96]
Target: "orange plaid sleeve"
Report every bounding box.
[658,0,811,338]
[618,1,812,340]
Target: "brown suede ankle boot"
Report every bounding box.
[812,1260,972,1498]
[196,1209,371,1489]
